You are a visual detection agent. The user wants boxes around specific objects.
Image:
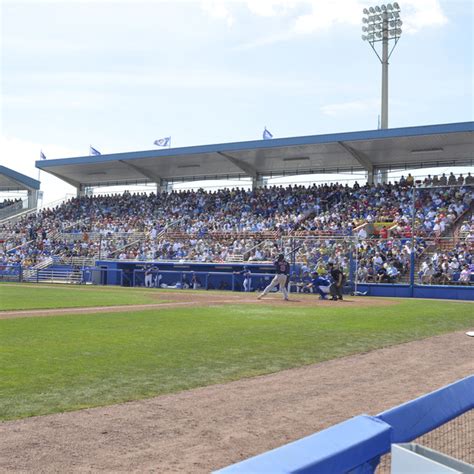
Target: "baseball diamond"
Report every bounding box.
[0,284,473,471]
[1,1,473,470]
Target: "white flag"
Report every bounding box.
[263,127,273,140]
[90,145,101,156]
[154,137,171,147]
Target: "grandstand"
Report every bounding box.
[1,122,473,298]
[0,165,40,221]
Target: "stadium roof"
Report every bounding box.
[36,122,474,189]
[0,165,40,192]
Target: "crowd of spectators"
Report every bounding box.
[422,172,474,187]
[459,214,474,243]
[0,198,22,210]
[419,241,473,285]
[0,176,472,288]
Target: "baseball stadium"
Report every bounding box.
[1,2,473,474]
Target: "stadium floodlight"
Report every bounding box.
[361,3,403,129]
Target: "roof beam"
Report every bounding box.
[0,165,40,191]
[118,160,163,183]
[216,152,257,179]
[337,141,374,172]
[41,168,82,189]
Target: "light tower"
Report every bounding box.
[362,3,402,129]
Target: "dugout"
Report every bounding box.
[95,260,276,291]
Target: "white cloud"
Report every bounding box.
[245,0,298,17]
[201,0,448,49]
[320,98,379,117]
[401,0,448,33]
[2,91,108,110]
[5,70,312,92]
[200,0,235,26]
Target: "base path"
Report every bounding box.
[1,331,472,473]
[0,293,396,319]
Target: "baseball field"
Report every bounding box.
[1,283,473,471]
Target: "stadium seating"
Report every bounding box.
[1,178,472,285]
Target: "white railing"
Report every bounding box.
[23,268,83,284]
[59,256,96,267]
[0,207,37,225]
[38,193,75,210]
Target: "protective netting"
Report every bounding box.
[376,409,474,473]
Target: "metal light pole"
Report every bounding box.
[362,3,403,129]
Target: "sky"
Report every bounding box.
[1,0,473,203]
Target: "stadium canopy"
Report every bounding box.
[0,165,40,192]
[36,122,474,192]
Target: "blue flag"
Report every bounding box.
[90,145,101,156]
[40,150,46,160]
[154,137,171,147]
[263,127,273,140]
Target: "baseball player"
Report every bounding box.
[258,253,290,301]
[144,265,154,288]
[307,271,332,300]
[234,266,252,292]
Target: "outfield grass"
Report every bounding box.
[0,284,168,310]
[1,299,473,420]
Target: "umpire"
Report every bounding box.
[328,262,346,301]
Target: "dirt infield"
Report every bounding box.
[1,330,472,473]
[0,291,397,319]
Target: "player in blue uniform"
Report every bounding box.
[234,266,252,292]
[308,272,332,300]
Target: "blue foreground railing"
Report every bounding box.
[214,375,474,474]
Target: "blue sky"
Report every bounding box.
[1,0,473,201]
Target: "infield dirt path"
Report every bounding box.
[1,330,472,473]
[0,292,397,319]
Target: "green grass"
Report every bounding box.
[1,299,473,420]
[0,284,168,310]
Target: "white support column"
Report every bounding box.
[27,189,38,208]
[367,169,375,185]
[156,179,170,194]
[252,175,267,189]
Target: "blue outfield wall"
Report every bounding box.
[356,283,474,301]
[214,375,474,474]
[4,260,473,300]
[94,260,474,300]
